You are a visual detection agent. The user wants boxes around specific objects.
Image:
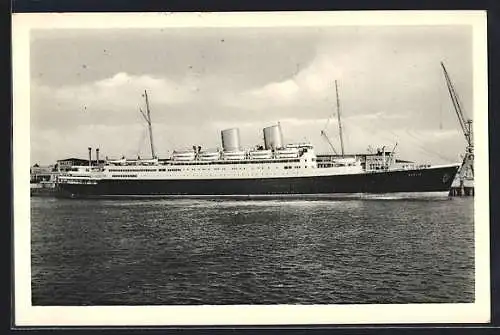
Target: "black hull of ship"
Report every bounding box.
[56,165,459,199]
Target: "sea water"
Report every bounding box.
[30,196,474,305]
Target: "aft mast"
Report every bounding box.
[140,90,156,159]
[335,80,345,157]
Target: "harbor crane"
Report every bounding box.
[440,61,474,185]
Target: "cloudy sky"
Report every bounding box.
[30,25,472,165]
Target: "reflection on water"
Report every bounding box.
[31,196,474,305]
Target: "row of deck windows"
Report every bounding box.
[163,166,309,171]
[108,165,315,177]
[107,165,311,172]
[109,169,157,172]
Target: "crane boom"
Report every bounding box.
[440,62,472,147]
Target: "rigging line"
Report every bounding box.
[333,113,437,158]
[341,115,455,162]
[321,99,338,133]
[323,118,330,131]
[412,144,455,163]
[343,115,429,151]
[319,130,339,155]
[405,142,449,162]
[322,89,337,132]
[380,125,453,162]
[137,123,148,155]
[326,117,399,155]
[403,130,456,162]
[322,115,333,132]
[378,125,454,162]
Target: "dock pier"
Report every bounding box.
[449,186,474,197]
[449,178,474,197]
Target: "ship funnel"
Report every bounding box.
[88,147,92,167]
[263,125,283,150]
[96,148,100,166]
[221,128,241,152]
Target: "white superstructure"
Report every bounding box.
[57,123,427,185]
[58,145,367,185]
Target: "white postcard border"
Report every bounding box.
[13,11,490,326]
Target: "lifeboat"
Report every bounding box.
[249,149,272,159]
[199,151,220,161]
[222,150,246,160]
[137,158,159,165]
[107,158,127,165]
[275,147,299,159]
[172,150,196,161]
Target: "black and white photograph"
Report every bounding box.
[13,11,489,326]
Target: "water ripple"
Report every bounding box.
[31,197,474,305]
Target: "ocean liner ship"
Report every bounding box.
[56,92,460,199]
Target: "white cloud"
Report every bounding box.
[226,51,345,109]
[247,79,300,102]
[30,72,208,136]
[38,72,195,111]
